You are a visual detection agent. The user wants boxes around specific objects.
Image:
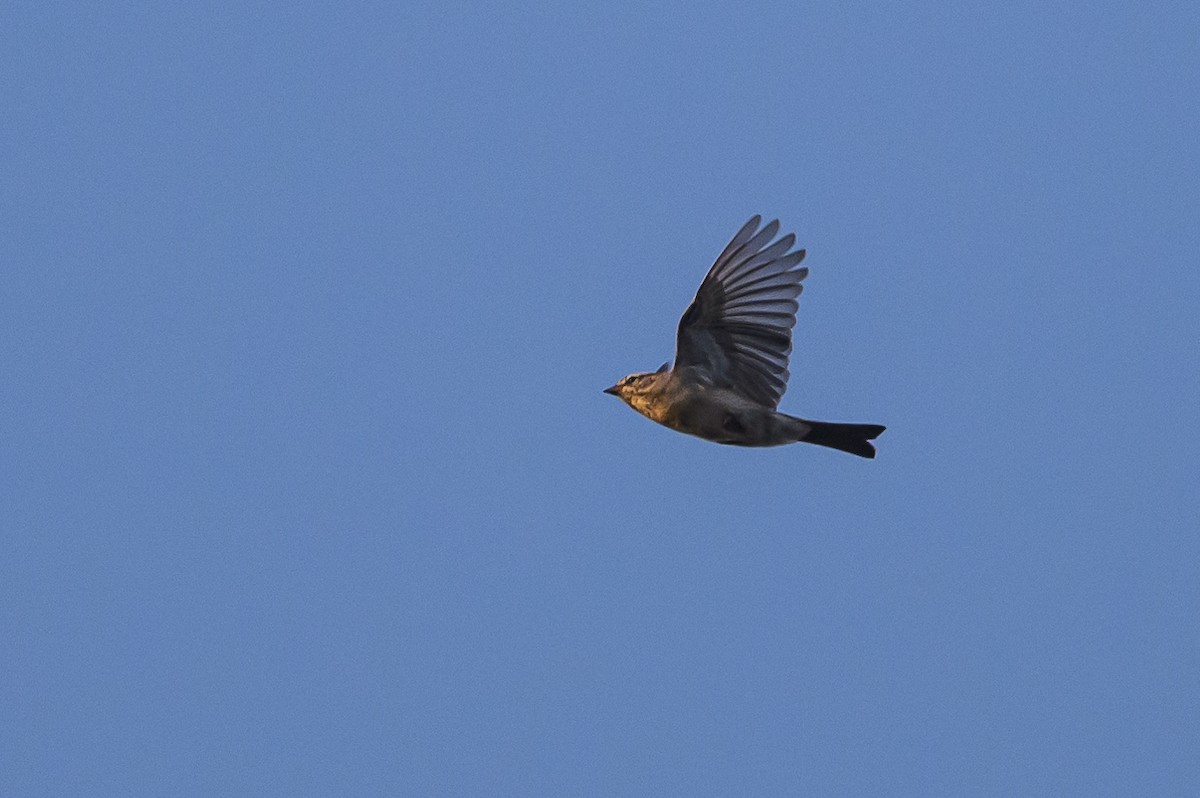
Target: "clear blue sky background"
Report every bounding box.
[3,3,1198,795]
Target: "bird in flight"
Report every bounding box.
[604,216,885,458]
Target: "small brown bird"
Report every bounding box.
[605,216,885,458]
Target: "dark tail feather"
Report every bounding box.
[797,419,886,459]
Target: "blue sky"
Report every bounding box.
[3,2,1198,795]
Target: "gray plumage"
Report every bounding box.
[605,216,885,458]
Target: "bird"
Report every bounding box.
[604,215,885,458]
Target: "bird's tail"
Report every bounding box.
[792,417,886,459]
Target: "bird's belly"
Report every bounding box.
[660,394,750,443]
[655,388,802,447]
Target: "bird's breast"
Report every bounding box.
[628,393,673,425]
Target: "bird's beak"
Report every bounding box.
[603,384,620,396]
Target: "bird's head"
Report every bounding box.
[603,363,669,403]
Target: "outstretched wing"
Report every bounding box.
[674,216,808,408]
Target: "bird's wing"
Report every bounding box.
[674,216,808,409]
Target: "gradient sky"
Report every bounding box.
[3,3,1199,795]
